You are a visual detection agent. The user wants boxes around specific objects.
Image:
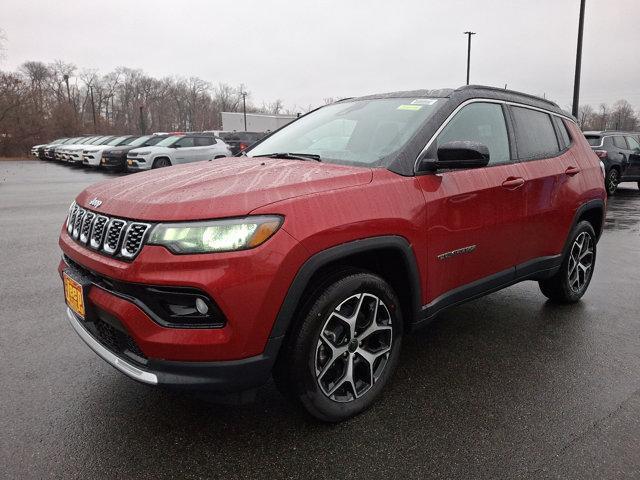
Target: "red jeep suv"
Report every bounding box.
[60,85,606,422]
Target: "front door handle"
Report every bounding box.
[565,166,581,176]
[502,177,525,189]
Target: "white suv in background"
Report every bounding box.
[126,134,232,170]
[82,135,136,167]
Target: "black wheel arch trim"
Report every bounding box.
[564,199,605,248]
[268,235,422,339]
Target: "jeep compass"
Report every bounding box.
[59,85,606,422]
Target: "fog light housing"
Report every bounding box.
[195,297,209,315]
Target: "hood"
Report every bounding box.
[104,144,135,154]
[130,146,172,154]
[76,157,373,221]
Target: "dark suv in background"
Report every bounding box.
[219,131,265,155]
[585,131,640,194]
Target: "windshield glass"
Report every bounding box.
[585,135,602,146]
[155,135,182,147]
[124,135,146,147]
[145,136,166,146]
[106,136,130,146]
[247,98,443,167]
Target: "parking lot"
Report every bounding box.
[1,160,640,479]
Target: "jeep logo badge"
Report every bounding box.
[88,198,102,208]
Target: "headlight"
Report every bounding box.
[148,216,283,254]
[136,151,151,155]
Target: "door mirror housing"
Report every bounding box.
[418,141,490,172]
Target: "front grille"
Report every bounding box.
[90,215,109,249]
[80,211,95,243]
[66,202,152,261]
[93,315,146,359]
[121,223,150,258]
[72,208,86,239]
[104,219,126,254]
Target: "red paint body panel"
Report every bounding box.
[75,158,372,221]
[60,226,309,361]
[59,120,606,365]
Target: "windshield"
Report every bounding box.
[585,135,602,146]
[155,135,182,147]
[145,136,166,146]
[247,98,443,167]
[126,135,151,147]
[106,136,130,146]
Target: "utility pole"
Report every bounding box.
[240,91,247,131]
[89,85,97,132]
[464,31,476,85]
[572,0,586,117]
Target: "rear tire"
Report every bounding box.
[274,271,403,422]
[539,221,596,303]
[152,158,171,169]
[605,168,619,195]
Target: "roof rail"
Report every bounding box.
[456,84,560,108]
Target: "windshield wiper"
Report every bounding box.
[254,152,322,162]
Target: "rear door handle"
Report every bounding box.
[565,166,581,176]
[502,177,525,189]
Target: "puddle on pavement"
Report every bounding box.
[604,184,640,233]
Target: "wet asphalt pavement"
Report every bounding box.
[1,160,639,479]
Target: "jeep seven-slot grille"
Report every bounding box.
[66,202,151,260]
[104,220,126,253]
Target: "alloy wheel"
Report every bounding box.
[567,232,594,293]
[607,169,619,194]
[315,293,393,403]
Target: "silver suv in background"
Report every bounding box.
[126,134,232,170]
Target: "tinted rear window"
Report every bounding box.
[585,135,602,146]
[511,106,560,159]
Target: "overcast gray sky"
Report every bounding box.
[1,0,639,111]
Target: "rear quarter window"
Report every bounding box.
[585,136,602,146]
[511,106,560,159]
[553,117,572,148]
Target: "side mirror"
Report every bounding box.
[418,141,490,172]
[171,144,181,149]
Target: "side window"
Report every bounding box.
[553,116,572,149]
[175,137,195,148]
[194,137,213,146]
[612,136,628,149]
[511,106,560,159]
[436,102,510,165]
[624,136,639,151]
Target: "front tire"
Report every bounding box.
[605,168,619,195]
[152,158,171,169]
[539,221,596,303]
[274,271,403,422]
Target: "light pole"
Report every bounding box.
[464,31,476,85]
[240,91,247,131]
[572,0,586,117]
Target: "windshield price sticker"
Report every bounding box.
[397,104,422,111]
[411,98,437,105]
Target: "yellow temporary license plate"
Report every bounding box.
[127,160,133,166]
[63,272,86,318]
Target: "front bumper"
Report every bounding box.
[66,307,282,392]
[101,156,126,169]
[126,157,151,171]
[83,153,101,166]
